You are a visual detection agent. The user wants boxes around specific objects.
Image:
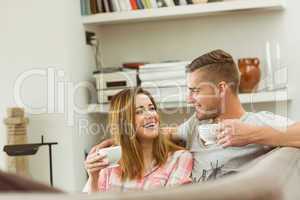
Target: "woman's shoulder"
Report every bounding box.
[170,150,192,160]
[163,150,193,172]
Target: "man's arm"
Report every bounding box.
[217,120,300,148]
[161,127,182,142]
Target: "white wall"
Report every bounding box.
[92,0,299,120]
[1,0,300,193]
[0,0,100,192]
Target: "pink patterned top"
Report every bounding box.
[98,150,193,192]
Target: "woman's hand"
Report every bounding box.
[84,149,109,180]
[84,138,114,191]
[84,139,114,193]
[85,138,114,179]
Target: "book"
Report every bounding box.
[173,0,180,6]
[108,0,114,11]
[125,0,132,10]
[111,0,121,12]
[165,0,175,6]
[141,79,186,88]
[86,0,92,15]
[157,0,168,7]
[80,0,86,15]
[96,0,104,12]
[139,65,187,74]
[130,0,138,10]
[180,0,188,5]
[140,61,190,70]
[119,0,128,11]
[139,70,186,81]
[192,0,207,3]
[136,0,145,9]
[142,0,149,8]
[150,0,158,8]
[147,0,152,8]
[123,62,147,69]
[90,0,99,14]
[103,0,111,12]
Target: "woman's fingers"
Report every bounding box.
[90,139,115,153]
[86,160,109,170]
[86,153,106,164]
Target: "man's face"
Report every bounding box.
[186,69,222,121]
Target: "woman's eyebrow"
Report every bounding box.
[136,106,144,109]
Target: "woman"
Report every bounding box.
[84,88,193,192]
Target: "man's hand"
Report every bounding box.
[216,120,260,148]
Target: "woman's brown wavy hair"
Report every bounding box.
[108,87,183,181]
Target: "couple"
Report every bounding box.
[84,49,300,192]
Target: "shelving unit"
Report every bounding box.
[87,89,291,113]
[82,0,285,26]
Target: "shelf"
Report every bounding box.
[82,0,285,26]
[87,89,291,113]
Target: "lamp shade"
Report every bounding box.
[3,144,41,156]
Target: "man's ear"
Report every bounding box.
[218,81,228,97]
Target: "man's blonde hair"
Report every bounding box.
[186,49,240,94]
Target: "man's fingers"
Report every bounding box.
[221,141,231,148]
[216,128,230,140]
[217,131,225,140]
[217,134,233,146]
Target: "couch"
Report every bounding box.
[0,147,299,200]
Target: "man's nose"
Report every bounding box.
[187,92,195,104]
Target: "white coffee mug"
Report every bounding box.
[198,124,219,145]
[97,146,122,168]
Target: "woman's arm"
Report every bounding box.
[82,177,98,193]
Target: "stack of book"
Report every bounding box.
[80,0,214,15]
[139,61,190,103]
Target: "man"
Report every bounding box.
[87,49,300,183]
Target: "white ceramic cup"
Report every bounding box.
[97,146,122,168]
[198,124,219,145]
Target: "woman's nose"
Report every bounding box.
[144,110,154,118]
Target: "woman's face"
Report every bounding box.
[135,94,160,141]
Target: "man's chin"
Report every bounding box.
[196,112,218,121]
